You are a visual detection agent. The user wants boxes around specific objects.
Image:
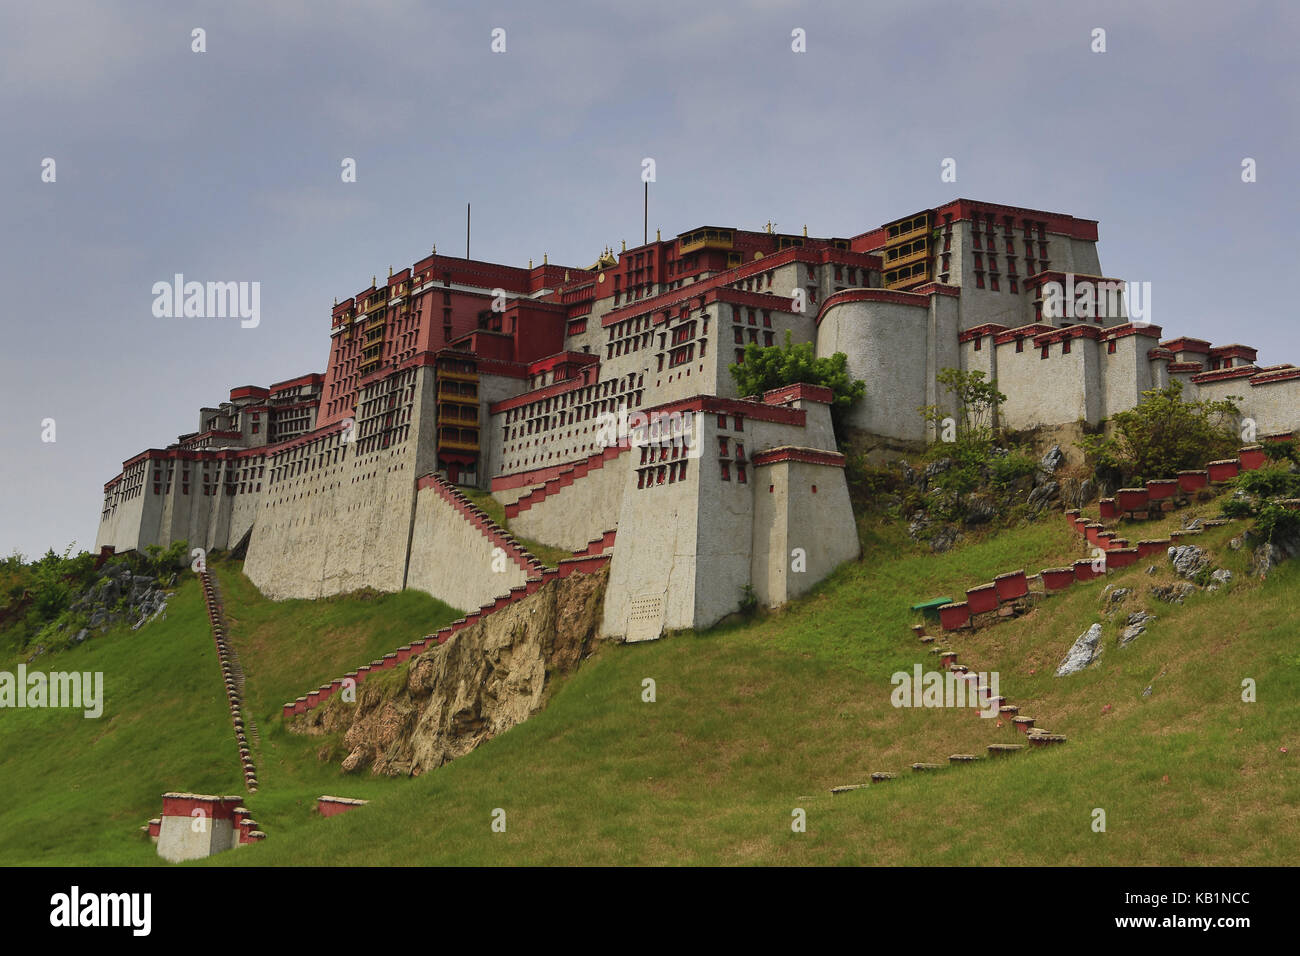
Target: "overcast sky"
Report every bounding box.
[1,0,1296,559]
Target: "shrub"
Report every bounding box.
[990,451,1038,489]
[1233,465,1300,500]
[729,331,865,443]
[1262,439,1299,464]
[1080,380,1241,485]
[1254,501,1300,544]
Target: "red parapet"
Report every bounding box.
[1177,470,1208,492]
[1107,537,1129,550]
[966,583,998,614]
[1145,478,1179,501]
[938,602,971,631]
[1041,567,1075,591]
[1074,558,1103,581]
[1098,498,1118,520]
[1136,538,1170,558]
[1084,523,1104,545]
[1106,547,1139,569]
[317,795,369,818]
[1206,459,1240,483]
[1238,446,1267,471]
[1115,488,1149,512]
[1073,516,1089,534]
[994,569,1029,601]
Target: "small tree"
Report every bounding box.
[1080,380,1241,484]
[919,368,1007,446]
[728,330,865,443]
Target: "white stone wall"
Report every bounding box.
[817,297,932,441]
[156,815,235,863]
[405,484,525,612]
[752,458,859,608]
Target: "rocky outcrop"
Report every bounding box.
[1056,623,1103,676]
[301,567,608,777]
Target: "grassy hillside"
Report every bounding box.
[3,497,1296,865]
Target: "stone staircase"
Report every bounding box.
[199,569,258,792]
[418,473,548,579]
[836,440,1293,792]
[934,441,1281,633]
[503,444,631,519]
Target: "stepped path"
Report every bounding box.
[419,473,549,579]
[282,476,616,721]
[836,441,1285,791]
[199,569,259,791]
[503,444,631,520]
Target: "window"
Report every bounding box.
[975,272,985,289]
[1062,339,1071,355]
[1107,340,1117,354]
[718,437,729,456]
[1041,345,1049,359]
[737,465,747,484]
[1015,337,1024,353]
[717,414,727,429]
[734,414,743,431]
[735,443,745,461]
[974,336,982,351]
[734,327,743,344]
[720,462,731,481]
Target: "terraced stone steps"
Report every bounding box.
[199,570,258,792]
[503,444,631,519]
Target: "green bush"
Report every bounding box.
[1080,380,1241,485]
[1233,465,1300,500]
[990,452,1038,489]
[1262,439,1298,464]
[1254,501,1300,544]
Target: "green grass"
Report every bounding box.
[0,576,238,865]
[3,497,1296,865]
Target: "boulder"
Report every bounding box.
[1056,623,1104,676]
[963,493,997,526]
[1119,611,1154,647]
[1027,480,1059,515]
[1151,582,1197,604]
[1168,545,1207,579]
[930,525,961,554]
[1038,444,1066,480]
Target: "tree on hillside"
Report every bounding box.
[1080,380,1242,485]
[728,330,865,443]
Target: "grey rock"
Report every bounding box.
[1028,480,1059,514]
[1056,623,1104,676]
[1119,611,1154,647]
[1168,545,1208,579]
[1152,582,1197,604]
[963,493,997,526]
[1039,444,1066,477]
[1250,534,1300,578]
[1210,569,1233,585]
[1103,587,1132,609]
[1142,685,1153,697]
[930,525,960,553]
